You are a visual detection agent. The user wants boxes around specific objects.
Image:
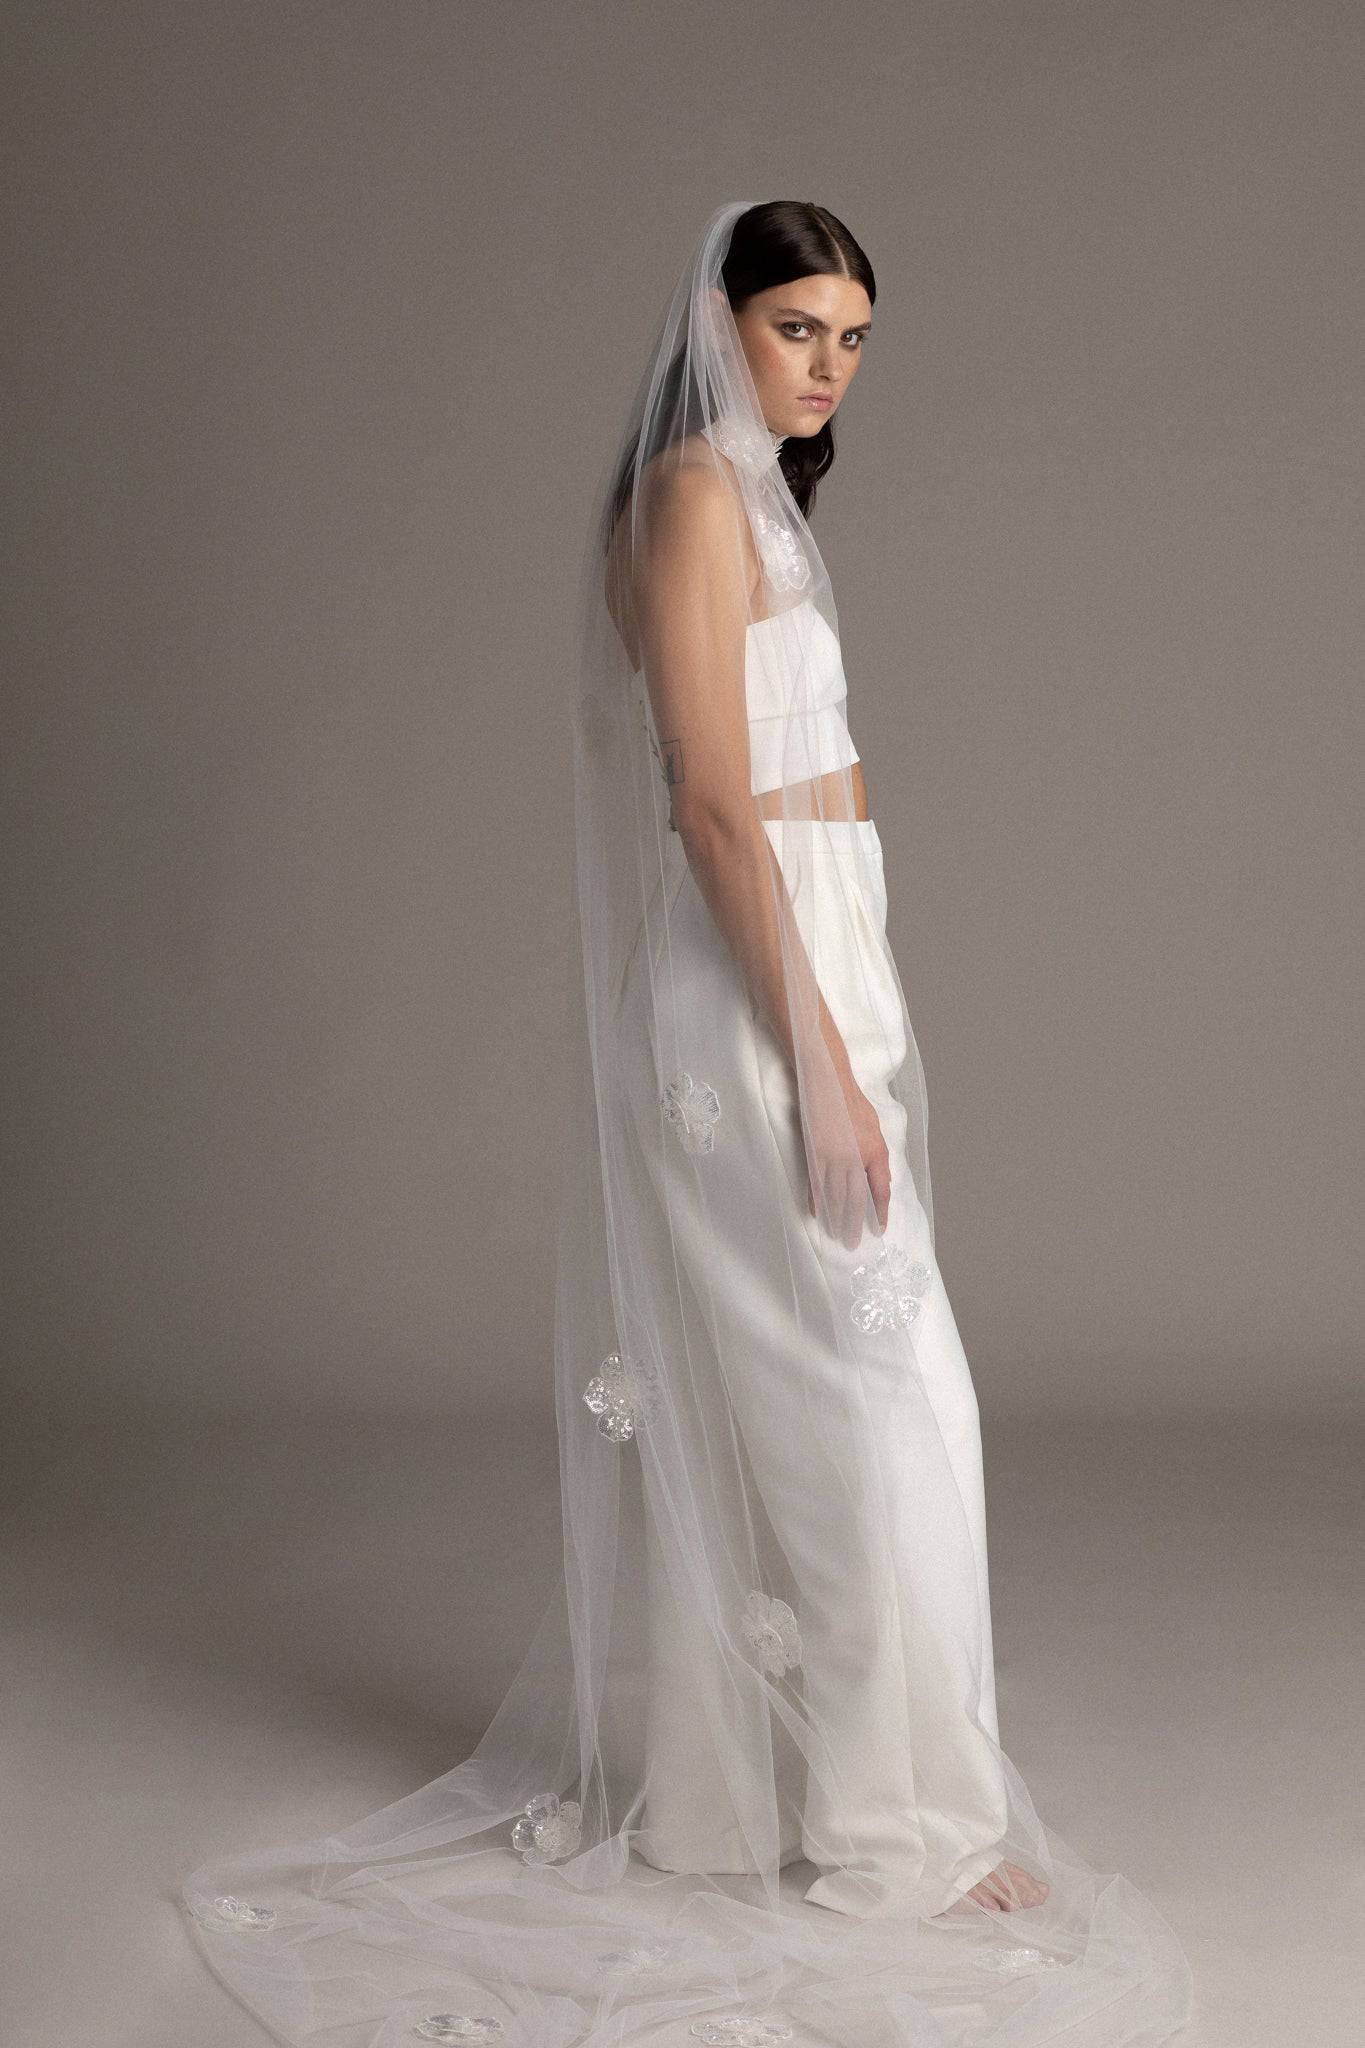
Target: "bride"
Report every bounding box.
[182,199,1193,2048]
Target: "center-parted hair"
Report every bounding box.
[721,200,876,516]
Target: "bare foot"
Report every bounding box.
[959,1860,1050,1912]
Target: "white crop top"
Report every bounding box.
[633,598,860,797]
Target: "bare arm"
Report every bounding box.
[633,466,889,1244]
[633,467,836,1073]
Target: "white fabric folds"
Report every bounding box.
[181,199,1194,2048]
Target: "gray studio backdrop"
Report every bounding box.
[5,0,1361,1430]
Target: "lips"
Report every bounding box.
[797,394,833,409]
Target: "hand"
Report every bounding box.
[800,1053,891,1252]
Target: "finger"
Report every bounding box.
[832,1166,854,1249]
[830,1166,848,1245]
[841,1168,862,1251]
[830,1166,849,1247]
[869,1152,891,1232]
[813,1161,832,1234]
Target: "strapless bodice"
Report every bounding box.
[632,598,859,796]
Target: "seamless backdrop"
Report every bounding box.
[5,0,1362,1432]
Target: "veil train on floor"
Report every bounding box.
[181,198,1193,2048]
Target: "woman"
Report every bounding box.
[182,200,1193,2048]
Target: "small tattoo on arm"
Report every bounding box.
[648,726,684,788]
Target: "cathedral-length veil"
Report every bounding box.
[181,202,1193,2047]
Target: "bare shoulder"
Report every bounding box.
[608,439,756,662]
[635,436,758,591]
[637,437,734,520]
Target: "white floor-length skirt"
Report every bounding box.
[616,816,1011,1918]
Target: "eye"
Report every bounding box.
[777,321,868,349]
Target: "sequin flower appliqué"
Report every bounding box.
[702,412,783,475]
[189,1894,277,1932]
[740,1589,802,1677]
[412,2018,505,2041]
[595,1939,678,1978]
[979,1944,1071,1974]
[661,1070,721,1155]
[689,2017,794,2045]
[582,1348,660,1442]
[849,1241,933,1333]
[752,508,811,593]
[510,1791,581,1865]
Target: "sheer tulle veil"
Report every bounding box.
[181,199,1193,2048]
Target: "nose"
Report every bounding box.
[811,339,841,383]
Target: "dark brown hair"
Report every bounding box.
[721,200,875,517]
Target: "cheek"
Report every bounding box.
[741,335,778,390]
[753,334,790,383]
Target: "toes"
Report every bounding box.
[993,1862,1044,1910]
[964,1861,1052,1914]
[1005,1864,1049,1909]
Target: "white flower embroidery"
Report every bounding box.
[979,1945,1070,1973]
[849,1242,933,1333]
[661,1070,721,1155]
[689,2018,794,2046]
[740,1589,802,1677]
[752,508,811,593]
[699,412,808,591]
[190,1893,278,1931]
[597,1940,675,1976]
[703,411,784,474]
[412,2020,505,2042]
[510,1791,582,1865]
[582,1349,660,1442]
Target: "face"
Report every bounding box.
[727,272,873,439]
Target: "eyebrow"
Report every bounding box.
[771,305,872,334]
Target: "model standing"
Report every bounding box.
[182,199,1193,2048]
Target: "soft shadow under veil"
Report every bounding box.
[180,200,1194,2048]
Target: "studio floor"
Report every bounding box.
[2,1404,1359,2046]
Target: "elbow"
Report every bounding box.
[672,791,759,870]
